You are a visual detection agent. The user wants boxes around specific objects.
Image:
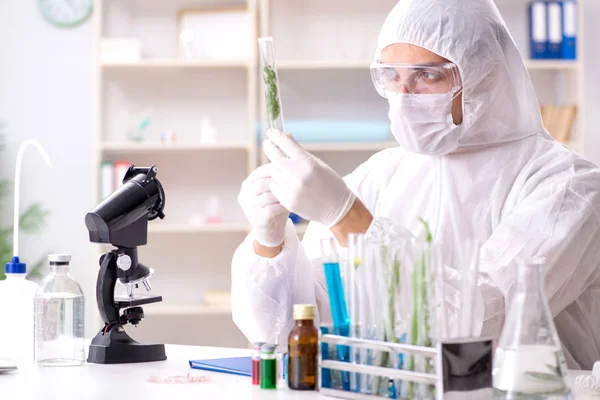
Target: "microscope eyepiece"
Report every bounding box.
[85,164,165,248]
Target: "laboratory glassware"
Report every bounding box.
[258,37,285,132]
[492,258,571,399]
[438,240,494,400]
[34,254,85,366]
[260,344,277,389]
[252,342,264,385]
[320,237,350,391]
[347,233,364,393]
[288,304,319,390]
[404,239,442,400]
[321,238,350,337]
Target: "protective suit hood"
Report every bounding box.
[377,0,548,150]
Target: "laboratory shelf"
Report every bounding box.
[276,60,371,70]
[101,59,251,70]
[148,223,251,234]
[100,141,250,152]
[301,141,397,152]
[143,304,232,317]
[148,223,309,235]
[525,60,581,71]
[277,59,581,72]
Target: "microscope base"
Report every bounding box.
[87,325,167,364]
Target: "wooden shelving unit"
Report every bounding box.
[101,59,250,69]
[92,0,259,349]
[100,141,250,152]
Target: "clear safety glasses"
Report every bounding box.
[370,62,463,100]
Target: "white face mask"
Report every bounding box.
[388,93,462,156]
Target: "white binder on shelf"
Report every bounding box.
[561,0,577,59]
[546,0,563,58]
[529,1,548,59]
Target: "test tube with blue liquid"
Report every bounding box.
[320,238,350,391]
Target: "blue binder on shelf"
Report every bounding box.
[561,0,577,59]
[189,357,252,377]
[546,0,563,58]
[529,0,548,59]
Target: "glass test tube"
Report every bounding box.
[320,238,349,334]
[258,37,285,133]
[347,233,364,393]
[458,240,480,339]
[320,237,350,391]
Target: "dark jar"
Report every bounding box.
[287,304,319,390]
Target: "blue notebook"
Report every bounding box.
[189,356,252,377]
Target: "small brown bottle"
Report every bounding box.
[288,304,319,390]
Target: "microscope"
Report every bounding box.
[85,165,167,364]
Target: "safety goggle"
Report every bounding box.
[370,62,463,100]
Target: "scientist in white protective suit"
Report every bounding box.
[232,0,600,369]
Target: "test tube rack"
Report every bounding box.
[319,334,494,400]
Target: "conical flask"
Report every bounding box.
[492,258,572,399]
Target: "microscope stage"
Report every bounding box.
[114,294,163,308]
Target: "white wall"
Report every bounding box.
[0,0,598,339]
[0,0,97,336]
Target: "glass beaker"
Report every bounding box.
[492,258,572,400]
[258,37,285,132]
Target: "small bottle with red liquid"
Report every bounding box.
[251,342,264,385]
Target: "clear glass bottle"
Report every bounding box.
[34,254,85,366]
[288,304,319,391]
[492,258,571,399]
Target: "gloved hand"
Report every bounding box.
[238,163,289,247]
[263,129,356,228]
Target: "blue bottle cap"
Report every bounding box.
[5,256,26,274]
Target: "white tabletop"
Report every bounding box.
[1,344,598,400]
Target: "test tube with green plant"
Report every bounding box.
[406,217,437,399]
[258,37,285,133]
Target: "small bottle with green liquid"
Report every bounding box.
[260,344,277,389]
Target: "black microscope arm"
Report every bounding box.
[97,251,119,325]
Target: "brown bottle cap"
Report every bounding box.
[293,304,315,320]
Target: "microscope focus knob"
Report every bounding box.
[117,254,132,271]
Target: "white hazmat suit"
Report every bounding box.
[231,0,600,369]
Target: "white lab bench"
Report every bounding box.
[0,344,596,400]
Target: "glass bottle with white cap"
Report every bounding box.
[34,254,85,366]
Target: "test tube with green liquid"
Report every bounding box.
[258,37,285,133]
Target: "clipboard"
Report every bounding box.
[189,356,251,377]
